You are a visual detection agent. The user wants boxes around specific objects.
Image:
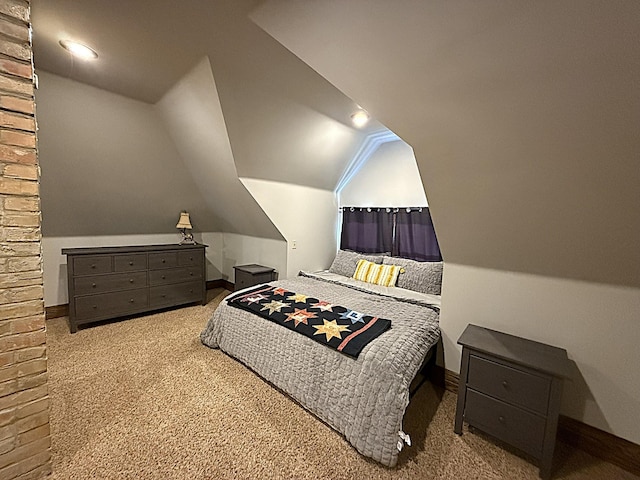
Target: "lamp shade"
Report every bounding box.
[176,212,193,229]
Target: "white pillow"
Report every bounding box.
[383,256,443,295]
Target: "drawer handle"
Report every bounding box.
[498,416,505,424]
[162,259,166,263]
[161,294,166,298]
[190,272,194,276]
[161,275,166,280]
[129,299,135,303]
[190,257,193,261]
[91,264,96,269]
[190,289,193,293]
[502,381,509,389]
[129,279,134,283]
[92,283,96,288]
[129,261,134,266]
[92,305,97,309]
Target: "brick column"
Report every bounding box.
[0,1,51,479]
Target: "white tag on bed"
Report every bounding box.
[397,438,404,451]
[398,430,412,447]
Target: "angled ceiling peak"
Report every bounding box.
[252,1,640,288]
[156,57,283,239]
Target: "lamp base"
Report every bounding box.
[179,231,195,245]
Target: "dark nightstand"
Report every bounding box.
[454,324,570,479]
[233,264,276,291]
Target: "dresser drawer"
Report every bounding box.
[467,355,551,414]
[74,271,148,296]
[73,255,112,276]
[150,281,202,308]
[114,254,148,272]
[178,250,203,266]
[465,389,546,458]
[75,288,149,321]
[149,267,202,285]
[149,252,178,270]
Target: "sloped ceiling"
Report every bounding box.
[156,57,282,238]
[32,0,390,241]
[36,71,219,236]
[252,0,640,289]
[31,0,385,194]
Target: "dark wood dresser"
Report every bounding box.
[233,264,276,291]
[62,244,207,333]
[454,324,570,479]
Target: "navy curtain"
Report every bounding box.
[340,208,393,254]
[394,208,442,261]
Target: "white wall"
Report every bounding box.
[339,140,428,207]
[241,178,338,278]
[440,264,640,444]
[220,233,287,283]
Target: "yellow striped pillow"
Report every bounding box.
[353,259,403,287]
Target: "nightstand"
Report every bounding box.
[454,324,570,479]
[233,264,276,291]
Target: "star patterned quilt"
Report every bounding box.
[201,273,440,467]
[226,284,391,358]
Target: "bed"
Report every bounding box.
[200,251,442,467]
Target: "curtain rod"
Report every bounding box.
[338,207,427,212]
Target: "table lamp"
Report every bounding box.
[176,212,195,245]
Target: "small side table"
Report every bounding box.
[233,264,276,291]
[454,324,570,479]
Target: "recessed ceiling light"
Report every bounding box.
[59,39,98,60]
[350,109,370,128]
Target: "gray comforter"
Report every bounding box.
[200,274,440,467]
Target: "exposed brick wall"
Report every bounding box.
[0,0,51,479]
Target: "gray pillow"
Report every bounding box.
[383,256,443,295]
[328,250,385,277]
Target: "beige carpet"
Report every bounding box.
[45,289,638,480]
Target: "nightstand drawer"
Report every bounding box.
[73,255,112,276]
[150,281,201,308]
[74,271,148,295]
[75,288,148,321]
[235,271,274,291]
[149,267,202,285]
[149,252,178,270]
[468,355,551,414]
[465,389,546,458]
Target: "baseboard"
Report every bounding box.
[430,365,640,476]
[429,365,456,393]
[430,365,462,394]
[45,304,68,320]
[46,281,234,321]
[206,279,234,291]
[557,415,640,476]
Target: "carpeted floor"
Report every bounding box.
[45,288,638,480]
